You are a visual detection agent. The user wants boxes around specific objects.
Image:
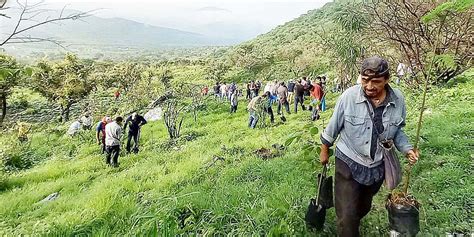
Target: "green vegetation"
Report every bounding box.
[0,0,473,235]
[0,76,473,235]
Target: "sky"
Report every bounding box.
[4,0,332,39]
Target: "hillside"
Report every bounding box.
[2,11,229,60]
[0,75,473,235]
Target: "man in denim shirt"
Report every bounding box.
[319,56,419,236]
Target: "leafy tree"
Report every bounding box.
[0,54,29,125]
[107,62,144,93]
[229,44,273,77]
[31,54,94,122]
[315,1,368,89]
[205,60,230,83]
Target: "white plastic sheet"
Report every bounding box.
[144,107,162,121]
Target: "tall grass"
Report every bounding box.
[0,79,473,235]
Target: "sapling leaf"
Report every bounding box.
[285,136,297,147]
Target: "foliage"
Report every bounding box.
[205,60,230,83]
[31,53,95,122]
[365,0,473,83]
[0,79,472,235]
[0,54,32,125]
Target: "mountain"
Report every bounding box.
[20,13,229,48]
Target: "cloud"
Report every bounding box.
[197,7,232,13]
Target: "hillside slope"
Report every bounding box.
[0,77,472,235]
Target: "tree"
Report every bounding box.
[315,1,368,89]
[31,54,94,122]
[229,43,273,76]
[205,60,229,83]
[0,0,92,47]
[365,0,473,84]
[107,62,143,93]
[0,54,29,126]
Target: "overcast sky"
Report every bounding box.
[7,0,332,36]
[2,0,333,43]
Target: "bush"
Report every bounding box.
[10,97,29,110]
[0,138,44,172]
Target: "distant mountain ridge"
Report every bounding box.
[12,10,234,48]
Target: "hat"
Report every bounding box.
[361,56,389,78]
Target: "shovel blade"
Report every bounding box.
[305,198,327,231]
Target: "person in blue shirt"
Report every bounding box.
[319,56,419,236]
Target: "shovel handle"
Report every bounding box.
[315,164,328,206]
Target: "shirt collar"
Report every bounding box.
[356,84,399,107]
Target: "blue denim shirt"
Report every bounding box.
[321,84,413,168]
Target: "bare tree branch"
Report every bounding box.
[0,0,96,47]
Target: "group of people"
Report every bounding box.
[68,112,147,167]
[213,57,421,235]
[61,55,422,235]
[213,82,241,102]
[244,76,327,128]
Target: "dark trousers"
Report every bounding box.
[278,100,290,114]
[265,106,274,123]
[335,158,383,237]
[105,145,120,166]
[230,105,238,113]
[311,103,320,121]
[126,132,139,153]
[294,95,305,113]
[101,137,106,154]
[246,89,251,99]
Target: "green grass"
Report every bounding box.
[0,79,473,235]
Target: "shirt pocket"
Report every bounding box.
[387,117,404,139]
[344,115,366,138]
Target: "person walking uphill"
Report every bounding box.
[294,80,306,113]
[309,79,324,121]
[124,112,147,154]
[96,116,111,154]
[105,117,123,167]
[318,56,420,237]
[247,92,269,128]
[230,90,238,113]
[277,82,290,115]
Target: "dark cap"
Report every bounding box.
[361,56,389,78]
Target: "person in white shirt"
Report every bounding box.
[67,120,82,136]
[396,63,412,84]
[105,116,123,167]
[80,113,93,130]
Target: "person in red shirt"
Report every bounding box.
[201,86,209,96]
[96,116,111,153]
[310,77,324,121]
[114,89,121,100]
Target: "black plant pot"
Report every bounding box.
[386,202,420,237]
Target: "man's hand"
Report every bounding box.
[320,144,330,165]
[406,149,420,165]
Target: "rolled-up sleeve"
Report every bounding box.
[321,94,345,146]
[394,98,413,154]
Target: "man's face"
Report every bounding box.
[361,75,389,98]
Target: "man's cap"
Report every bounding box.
[361,56,390,78]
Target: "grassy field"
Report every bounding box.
[0,78,473,236]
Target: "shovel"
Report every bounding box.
[305,164,329,231]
